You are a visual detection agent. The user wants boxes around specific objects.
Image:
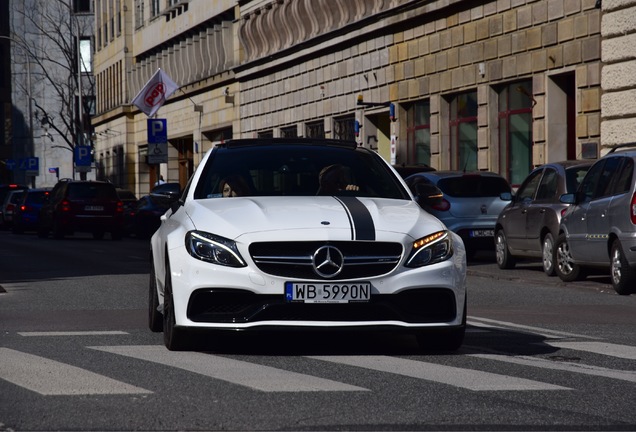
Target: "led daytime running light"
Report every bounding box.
[413,231,447,249]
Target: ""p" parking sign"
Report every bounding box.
[148,118,168,164]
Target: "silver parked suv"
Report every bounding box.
[555,143,636,294]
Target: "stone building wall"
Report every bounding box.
[600,0,636,149]
[238,0,602,175]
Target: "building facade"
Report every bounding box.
[2,0,96,187]
[93,0,608,196]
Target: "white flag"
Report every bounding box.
[131,68,179,117]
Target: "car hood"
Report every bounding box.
[184,196,446,242]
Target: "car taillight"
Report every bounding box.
[6,203,15,211]
[631,192,636,225]
[116,201,124,213]
[60,199,71,212]
[561,208,568,218]
[20,205,31,212]
[432,198,451,211]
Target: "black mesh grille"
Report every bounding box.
[187,288,457,324]
[249,241,403,279]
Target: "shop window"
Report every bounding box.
[258,130,273,138]
[498,80,533,186]
[449,91,478,171]
[406,100,431,166]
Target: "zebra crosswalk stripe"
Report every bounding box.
[89,345,368,392]
[544,341,636,360]
[0,348,152,396]
[470,353,636,383]
[306,355,570,391]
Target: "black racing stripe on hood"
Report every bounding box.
[335,196,376,241]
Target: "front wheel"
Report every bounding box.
[554,233,585,282]
[610,239,635,295]
[542,233,556,276]
[495,229,516,269]
[148,257,163,332]
[163,259,190,351]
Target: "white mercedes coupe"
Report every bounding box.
[149,139,467,351]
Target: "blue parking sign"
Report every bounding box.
[148,119,167,144]
[74,145,92,167]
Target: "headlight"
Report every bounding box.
[405,230,453,268]
[186,231,246,267]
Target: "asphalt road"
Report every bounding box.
[1,231,636,431]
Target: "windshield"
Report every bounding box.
[193,144,410,200]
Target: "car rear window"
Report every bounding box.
[437,175,510,198]
[26,191,50,205]
[565,166,591,194]
[67,183,117,200]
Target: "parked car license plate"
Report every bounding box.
[470,229,494,237]
[285,282,371,303]
[84,206,104,211]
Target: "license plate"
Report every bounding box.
[84,206,104,211]
[470,229,494,237]
[285,282,371,303]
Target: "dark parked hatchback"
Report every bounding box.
[495,160,593,275]
[38,180,124,240]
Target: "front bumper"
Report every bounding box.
[165,243,466,331]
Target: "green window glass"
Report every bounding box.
[450,91,477,171]
[498,81,533,186]
[406,101,431,166]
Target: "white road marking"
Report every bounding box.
[18,331,128,337]
[468,317,597,339]
[545,341,636,361]
[470,353,636,383]
[89,345,368,392]
[307,355,570,391]
[0,348,152,396]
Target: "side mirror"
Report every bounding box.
[170,199,183,214]
[500,192,512,201]
[559,193,576,205]
[414,183,444,207]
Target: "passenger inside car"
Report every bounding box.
[220,175,251,197]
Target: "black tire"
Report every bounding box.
[111,230,123,241]
[610,239,635,295]
[148,258,163,332]
[554,233,585,282]
[417,299,466,352]
[542,232,556,276]
[163,259,189,351]
[495,229,516,269]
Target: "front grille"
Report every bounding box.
[249,241,403,279]
[187,288,457,324]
